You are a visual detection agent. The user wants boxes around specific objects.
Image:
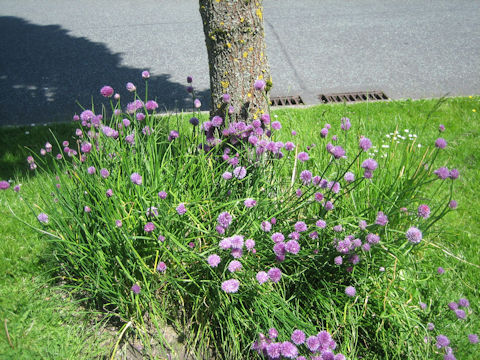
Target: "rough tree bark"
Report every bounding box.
[199,0,272,123]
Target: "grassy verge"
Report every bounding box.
[0,96,478,359]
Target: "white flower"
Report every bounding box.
[404,129,410,133]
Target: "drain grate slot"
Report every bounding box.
[318,91,388,104]
[270,95,305,107]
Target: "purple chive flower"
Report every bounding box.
[468,334,479,344]
[285,240,300,254]
[126,82,136,92]
[449,168,459,179]
[136,113,145,121]
[268,328,279,339]
[100,85,114,98]
[256,271,269,284]
[334,256,343,265]
[87,166,96,175]
[449,200,458,209]
[254,79,266,91]
[437,267,445,274]
[375,211,388,226]
[144,222,155,233]
[222,171,232,180]
[145,100,158,111]
[344,172,355,182]
[271,121,282,130]
[444,354,456,360]
[221,279,240,293]
[406,227,422,244]
[435,138,447,149]
[306,336,320,352]
[296,189,302,197]
[359,137,372,151]
[158,191,167,199]
[455,309,466,319]
[189,117,199,126]
[427,322,435,331]
[115,220,122,227]
[81,142,92,153]
[436,335,450,348]
[324,201,334,211]
[458,298,470,307]
[37,213,49,224]
[219,238,231,250]
[341,117,351,131]
[244,198,257,208]
[228,260,242,272]
[106,189,113,197]
[186,75,193,83]
[212,116,223,127]
[13,184,20,192]
[361,158,378,171]
[284,141,295,151]
[230,235,244,249]
[434,167,450,180]
[439,124,445,132]
[222,93,231,103]
[0,180,10,190]
[270,217,277,225]
[273,242,286,257]
[208,254,221,267]
[266,343,281,359]
[291,330,306,345]
[316,219,327,228]
[245,239,255,250]
[333,225,343,232]
[448,302,459,310]
[345,286,356,297]
[233,166,247,179]
[331,146,346,159]
[176,203,186,215]
[294,221,307,232]
[131,284,141,294]
[298,152,309,162]
[261,221,272,232]
[130,172,142,185]
[156,261,166,272]
[417,204,431,218]
[142,70,150,79]
[320,128,328,137]
[158,235,165,242]
[217,212,233,228]
[268,267,282,283]
[420,302,427,310]
[280,341,298,358]
[271,232,285,243]
[100,168,110,179]
[300,170,312,185]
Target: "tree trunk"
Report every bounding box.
[199,0,271,123]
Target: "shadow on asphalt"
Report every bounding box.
[0,16,210,127]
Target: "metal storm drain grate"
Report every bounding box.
[318,91,389,104]
[270,95,305,106]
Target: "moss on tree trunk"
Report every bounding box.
[199,0,272,123]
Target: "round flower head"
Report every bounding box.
[417,204,431,218]
[285,240,300,254]
[436,335,450,348]
[316,219,327,228]
[458,298,470,307]
[300,170,312,185]
[115,220,122,227]
[221,279,239,293]
[142,70,150,79]
[217,211,233,228]
[0,180,10,190]
[87,166,96,175]
[254,79,266,91]
[106,189,113,197]
[158,191,167,199]
[344,172,355,182]
[341,117,351,131]
[130,172,142,185]
[266,343,281,359]
[37,213,49,224]
[448,302,458,310]
[261,221,272,232]
[306,335,320,352]
[256,271,268,284]
[298,152,309,162]
[280,341,298,358]
[435,138,447,149]
[268,267,282,283]
[294,221,307,232]
[449,168,459,179]
[334,256,343,265]
[233,166,247,179]
[437,267,445,274]
[14,184,20,192]
[271,232,285,243]
[189,117,199,126]
[468,334,479,344]
[361,158,378,171]
[449,200,458,209]
[444,354,456,360]
[427,322,435,331]
[284,141,295,151]
[434,167,449,180]
[406,226,422,244]
[244,198,257,208]
[439,124,445,132]
[222,171,232,180]
[455,309,466,319]
[375,211,388,226]
[144,222,155,233]
[176,203,186,215]
[320,128,328,137]
[145,100,158,111]
[131,284,141,294]
[230,235,244,249]
[345,286,356,297]
[271,121,282,130]
[207,254,221,267]
[245,239,255,250]
[228,260,242,272]
[156,261,167,272]
[100,168,110,179]
[331,146,346,159]
[100,85,114,98]
[291,330,305,345]
[359,137,372,151]
[187,75,193,83]
[212,116,223,127]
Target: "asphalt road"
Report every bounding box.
[0,0,479,126]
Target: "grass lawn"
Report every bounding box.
[0,96,479,359]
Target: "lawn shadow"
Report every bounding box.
[0,16,210,179]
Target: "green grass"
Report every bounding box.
[0,96,479,359]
